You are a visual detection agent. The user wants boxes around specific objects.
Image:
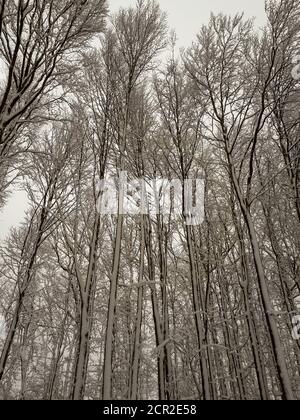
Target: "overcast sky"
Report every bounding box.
[0,0,267,241]
[110,0,266,46]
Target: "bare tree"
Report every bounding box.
[102,0,167,400]
[0,0,299,401]
[0,0,107,204]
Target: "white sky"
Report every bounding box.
[110,0,266,46]
[0,0,267,241]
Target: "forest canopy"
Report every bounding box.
[0,0,300,401]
